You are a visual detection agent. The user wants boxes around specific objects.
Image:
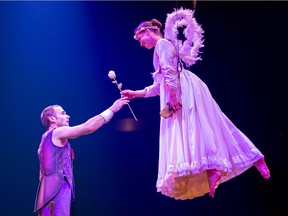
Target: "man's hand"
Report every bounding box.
[109,97,130,113]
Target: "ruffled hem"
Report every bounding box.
[157,172,209,200]
[156,153,263,200]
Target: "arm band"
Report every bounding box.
[99,109,114,123]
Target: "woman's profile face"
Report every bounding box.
[136,30,154,49]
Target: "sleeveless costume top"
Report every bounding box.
[34,129,75,212]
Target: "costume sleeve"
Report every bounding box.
[156,39,178,89]
[144,74,160,97]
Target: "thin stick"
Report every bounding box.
[110,75,138,121]
[127,103,138,121]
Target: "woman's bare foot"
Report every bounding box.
[254,157,270,179]
[207,170,222,198]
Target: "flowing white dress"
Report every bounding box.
[144,38,264,200]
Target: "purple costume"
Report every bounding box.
[34,129,75,215]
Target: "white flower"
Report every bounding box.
[108,70,116,80]
[108,70,122,91]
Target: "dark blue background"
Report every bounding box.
[0,1,287,216]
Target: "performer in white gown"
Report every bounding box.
[121,14,270,200]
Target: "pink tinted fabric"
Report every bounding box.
[39,180,71,216]
[34,129,74,212]
[145,38,264,200]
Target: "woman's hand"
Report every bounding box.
[121,89,147,99]
[168,89,182,112]
[120,90,137,99]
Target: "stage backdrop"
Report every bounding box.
[0,1,286,216]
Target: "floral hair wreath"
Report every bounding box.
[134,26,159,40]
[164,7,204,67]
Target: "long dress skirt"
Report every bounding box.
[156,69,264,200]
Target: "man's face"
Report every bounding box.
[53,106,70,127]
